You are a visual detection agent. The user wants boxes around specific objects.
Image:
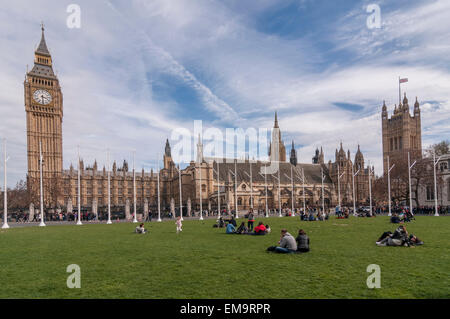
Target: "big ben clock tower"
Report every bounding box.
[24,24,63,205]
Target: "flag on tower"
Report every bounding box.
[399,78,408,83]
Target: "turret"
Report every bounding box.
[414,96,420,116]
[290,141,297,166]
[382,100,388,120]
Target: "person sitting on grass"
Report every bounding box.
[226,222,236,234]
[390,213,401,224]
[135,223,147,234]
[274,229,297,253]
[218,217,225,228]
[296,229,310,253]
[265,224,271,234]
[235,222,248,234]
[228,216,237,227]
[253,221,267,235]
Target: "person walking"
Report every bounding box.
[176,216,183,234]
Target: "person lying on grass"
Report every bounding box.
[376,225,423,247]
[135,223,147,234]
[296,229,310,253]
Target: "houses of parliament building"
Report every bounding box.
[25,27,383,216]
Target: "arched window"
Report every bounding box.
[238,197,242,205]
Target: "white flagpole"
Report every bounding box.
[199,160,203,220]
[249,160,253,210]
[132,151,137,223]
[369,167,372,215]
[2,139,9,229]
[338,164,341,210]
[234,160,238,218]
[77,145,82,225]
[178,164,183,221]
[387,156,395,216]
[259,168,269,217]
[39,141,45,227]
[433,151,441,216]
[157,154,161,222]
[408,152,416,216]
[217,161,220,218]
[352,165,360,216]
[321,167,325,214]
[291,165,294,216]
[107,149,112,224]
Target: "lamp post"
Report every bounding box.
[107,149,112,224]
[433,151,441,216]
[368,160,374,217]
[284,165,295,216]
[199,161,203,220]
[321,167,325,214]
[217,161,220,218]
[132,151,138,223]
[259,166,269,218]
[271,171,282,217]
[352,165,360,217]
[174,164,183,221]
[2,139,9,229]
[337,164,345,211]
[38,141,46,227]
[387,156,395,217]
[77,145,82,225]
[295,168,307,214]
[157,154,161,222]
[407,152,416,216]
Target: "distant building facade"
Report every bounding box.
[24,27,373,215]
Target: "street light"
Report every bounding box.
[77,145,82,225]
[294,168,306,215]
[407,152,416,216]
[352,165,360,217]
[283,164,295,216]
[2,138,9,229]
[132,151,138,223]
[321,167,325,214]
[433,151,441,217]
[258,166,269,218]
[157,154,162,222]
[337,164,345,211]
[271,171,282,217]
[174,164,183,221]
[368,160,374,217]
[39,141,45,227]
[387,156,395,217]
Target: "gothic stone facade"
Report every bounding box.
[382,94,422,175]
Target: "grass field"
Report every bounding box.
[0,216,449,299]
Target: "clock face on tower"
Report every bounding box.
[33,89,52,105]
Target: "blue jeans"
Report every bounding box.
[275,247,295,254]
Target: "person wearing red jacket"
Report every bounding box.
[254,221,267,235]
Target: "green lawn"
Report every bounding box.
[0,216,449,299]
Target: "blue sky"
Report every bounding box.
[0,0,450,186]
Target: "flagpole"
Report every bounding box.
[2,139,9,229]
[399,76,401,105]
